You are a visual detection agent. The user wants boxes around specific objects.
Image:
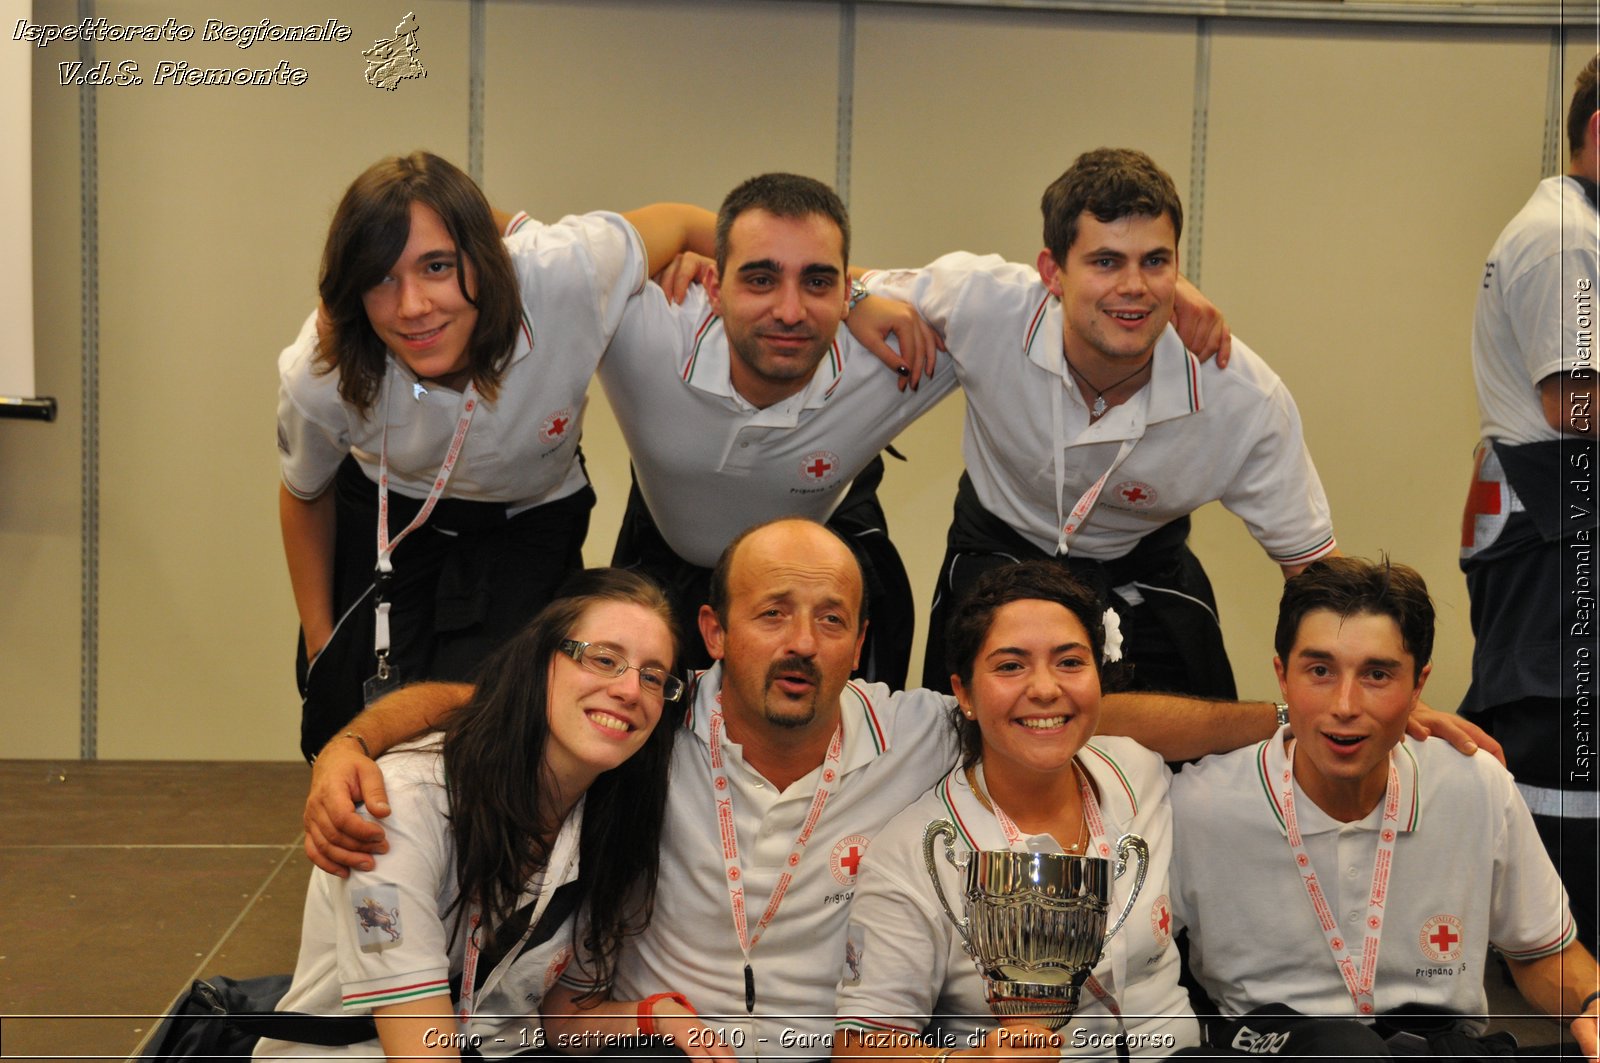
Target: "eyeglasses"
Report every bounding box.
[559,639,684,703]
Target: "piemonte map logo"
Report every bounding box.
[364,12,426,91]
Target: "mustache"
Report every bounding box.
[765,655,821,686]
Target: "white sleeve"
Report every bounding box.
[1486,758,1576,960]
[333,757,457,1011]
[1218,375,1337,566]
[1500,247,1598,385]
[833,817,955,1037]
[861,253,1021,350]
[277,311,353,500]
[505,212,648,348]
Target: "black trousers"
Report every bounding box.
[296,456,593,761]
[921,474,1237,699]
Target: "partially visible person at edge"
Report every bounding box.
[1459,54,1600,951]
[255,569,687,1061]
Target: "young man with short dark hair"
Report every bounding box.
[1171,557,1599,1059]
[865,148,1336,700]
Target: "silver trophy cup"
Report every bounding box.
[922,819,1148,1030]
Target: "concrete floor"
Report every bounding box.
[0,759,1585,1061]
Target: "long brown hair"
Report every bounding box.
[317,151,520,410]
[442,569,679,991]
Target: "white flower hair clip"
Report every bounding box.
[1101,607,1124,663]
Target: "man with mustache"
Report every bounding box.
[302,519,1491,1061]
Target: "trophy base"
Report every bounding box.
[985,978,1082,1032]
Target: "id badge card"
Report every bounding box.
[363,660,404,704]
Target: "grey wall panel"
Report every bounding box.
[2,0,84,758]
[1195,22,1549,706]
[7,0,1582,757]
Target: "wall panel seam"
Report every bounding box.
[77,0,99,760]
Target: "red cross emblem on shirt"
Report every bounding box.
[1149,896,1174,948]
[830,834,871,884]
[541,408,576,444]
[1113,480,1157,509]
[800,450,842,484]
[1420,914,1464,961]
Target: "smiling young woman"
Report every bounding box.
[276,151,713,762]
[834,561,1199,1060]
[256,568,683,1062]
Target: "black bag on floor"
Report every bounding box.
[139,974,377,1061]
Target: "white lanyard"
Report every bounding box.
[707,709,843,1014]
[1279,739,1401,1017]
[456,804,582,1024]
[974,759,1113,859]
[1050,378,1138,556]
[372,373,480,672]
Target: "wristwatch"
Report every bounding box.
[1274,702,1290,727]
[848,278,870,310]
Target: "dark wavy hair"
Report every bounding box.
[943,561,1106,770]
[1273,555,1433,684]
[1569,53,1600,160]
[1040,148,1183,266]
[714,172,850,275]
[316,151,521,410]
[441,568,679,992]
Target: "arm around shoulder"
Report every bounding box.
[622,204,717,277]
[1097,693,1277,761]
[302,682,474,875]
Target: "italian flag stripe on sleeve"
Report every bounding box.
[342,978,450,1010]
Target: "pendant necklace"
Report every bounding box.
[1064,355,1152,419]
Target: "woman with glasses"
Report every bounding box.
[256,568,685,1061]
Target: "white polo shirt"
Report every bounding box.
[597,284,958,568]
[864,256,1335,565]
[277,211,646,507]
[1170,728,1576,1025]
[258,738,583,1059]
[834,738,1198,1058]
[561,666,959,1057]
[1473,175,1599,446]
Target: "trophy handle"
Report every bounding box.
[921,819,975,956]
[1102,832,1149,943]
